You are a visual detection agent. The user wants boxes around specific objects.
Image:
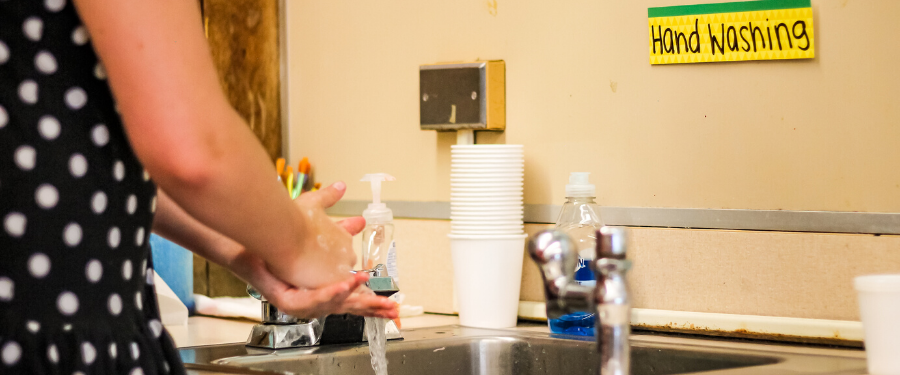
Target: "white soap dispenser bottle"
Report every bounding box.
[360,174,396,279]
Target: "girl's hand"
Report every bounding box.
[268,181,364,289]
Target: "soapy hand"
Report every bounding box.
[234,250,398,319]
[277,181,364,289]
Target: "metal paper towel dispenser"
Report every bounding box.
[419,61,505,131]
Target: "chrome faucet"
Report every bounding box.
[245,266,402,349]
[527,226,632,375]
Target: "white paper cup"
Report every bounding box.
[449,233,526,329]
[451,173,523,178]
[451,179,523,184]
[855,274,900,375]
[450,185,525,194]
[452,145,522,150]
[451,225,524,232]
[450,181,525,190]
[451,169,524,174]
[452,162,524,167]
[450,215,524,221]
[450,154,523,159]
[451,230,524,236]
[451,206,523,211]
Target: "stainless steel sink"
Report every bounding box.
[179,325,867,375]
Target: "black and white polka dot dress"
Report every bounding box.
[1,1,184,374]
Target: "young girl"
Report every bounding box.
[0,1,397,374]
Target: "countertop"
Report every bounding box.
[167,314,461,348]
[168,314,864,360]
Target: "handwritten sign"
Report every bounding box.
[649,0,815,64]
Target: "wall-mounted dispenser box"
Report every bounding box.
[419,61,505,131]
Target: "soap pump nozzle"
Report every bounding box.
[361,173,395,225]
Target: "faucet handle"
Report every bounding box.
[596,226,628,260]
[528,230,580,288]
[527,230,592,318]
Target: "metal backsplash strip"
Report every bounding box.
[326,200,900,235]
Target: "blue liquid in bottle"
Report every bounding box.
[548,257,596,336]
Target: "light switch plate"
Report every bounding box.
[419,61,505,131]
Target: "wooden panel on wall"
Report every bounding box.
[194,0,282,297]
[203,0,281,162]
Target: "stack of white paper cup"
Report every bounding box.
[449,144,526,329]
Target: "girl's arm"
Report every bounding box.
[152,188,397,319]
[72,0,351,288]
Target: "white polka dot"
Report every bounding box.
[25,321,39,333]
[91,124,109,146]
[91,191,107,214]
[130,367,144,375]
[28,253,50,278]
[108,227,121,248]
[57,291,78,315]
[148,319,163,338]
[14,145,36,170]
[0,104,7,128]
[81,342,96,365]
[3,212,26,237]
[122,260,132,280]
[65,87,87,110]
[34,50,56,74]
[45,0,65,12]
[150,196,157,213]
[0,277,13,302]
[108,343,117,359]
[86,259,102,283]
[18,80,38,104]
[135,291,143,310]
[163,362,170,373]
[141,260,147,276]
[63,223,82,247]
[94,63,107,80]
[0,40,9,65]
[142,169,150,181]
[71,25,89,45]
[126,195,137,214]
[47,344,58,363]
[35,183,58,209]
[23,17,43,41]
[62,323,72,331]
[38,115,60,140]
[2,341,20,366]
[108,293,122,316]
[113,160,125,181]
[135,227,145,247]
[69,153,88,178]
[74,371,85,375]
[146,268,154,285]
[130,342,139,360]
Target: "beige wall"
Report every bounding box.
[288,0,900,213]
[290,2,900,322]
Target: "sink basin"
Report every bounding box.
[180,325,866,375]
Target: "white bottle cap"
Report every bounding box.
[361,173,396,224]
[565,172,595,197]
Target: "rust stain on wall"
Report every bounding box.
[633,323,863,348]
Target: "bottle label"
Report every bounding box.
[386,241,399,285]
[574,256,596,282]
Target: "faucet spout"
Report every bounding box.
[527,226,632,375]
